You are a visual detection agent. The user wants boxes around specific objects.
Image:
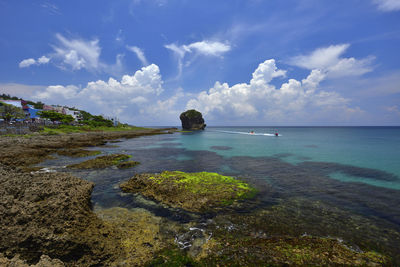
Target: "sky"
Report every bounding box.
[0,0,399,126]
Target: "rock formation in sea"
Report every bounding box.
[179,109,206,130]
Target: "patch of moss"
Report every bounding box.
[193,209,391,266]
[67,154,133,169]
[197,234,388,266]
[120,171,257,212]
[146,248,199,267]
[182,109,202,119]
[117,160,140,169]
[57,149,101,158]
[96,207,170,266]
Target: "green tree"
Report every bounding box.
[0,103,25,122]
[33,101,44,109]
[38,110,74,124]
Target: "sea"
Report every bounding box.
[40,126,400,259]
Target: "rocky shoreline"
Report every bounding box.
[0,129,175,266]
[0,129,394,266]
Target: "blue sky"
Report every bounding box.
[0,0,399,126]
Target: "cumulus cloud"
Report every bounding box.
[35,64,164,120]
[289,44,374,78]
[32,59,367,125]
[165,40,231,77]
[19,58,36,68]
[19,56,51,68]
[186,59,363,124]
[127,45,149,66]
[373,0,400,11]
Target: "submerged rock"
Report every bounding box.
[117,160,140,169]
[120,171,257,212]
[67,154,135,169]
[96,207,176,266]
[56,149,101,158]
[179,109,206,130]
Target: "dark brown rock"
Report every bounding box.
[179,109,206,130]
[0,163,122,265]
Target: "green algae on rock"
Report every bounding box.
[96,207,173,266]
[117,160,140,169]
[67,154,134,169]
[57,148,101,158]
[120,171,257,212]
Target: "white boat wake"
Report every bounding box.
[213,130,281,136]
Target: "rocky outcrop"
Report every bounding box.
[120,171,256,212]
[0,254,64,267]
[180,109,206,130]
[0,163,123,266]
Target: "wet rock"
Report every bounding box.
[0,253,64,267]
[67,154,133,169]
[179,110,206,130]
[0,163,123,265]
[0,128,170,170]
[117,160,140,169]
[56,149,101,158]
[96,207,175,266]
[120,171,257,212]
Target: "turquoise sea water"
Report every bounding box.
[178,127,400,190]
[40,126,400,260]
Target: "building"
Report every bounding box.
[25,105,42,120]
[43,105,66,114]
[65,108,83,121]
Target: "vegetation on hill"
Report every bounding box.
[0,93,44,109]
[38,110,74,124]
[0,93,124,131]
[0,103,25,122]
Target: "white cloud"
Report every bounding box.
[186,41,231,57]
[41,1,61,15]
[373,0,400,11]
[165,40,231,78]
[289,44,374,78]
[52,33,101,71]
[19,56,51,68]
[186,59,363,124]
[19,58,36,68]
[165,40,231,58]
[34,64,164,121]
[127,45,149,66]
[18,33,123,75]
[37,56,50,64]
[385,105,400,116]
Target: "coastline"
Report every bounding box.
[0,128,395,266]
[0,128,175,266]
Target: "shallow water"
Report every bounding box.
[40,126,400,259]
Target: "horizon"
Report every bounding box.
[1,0,399,126]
